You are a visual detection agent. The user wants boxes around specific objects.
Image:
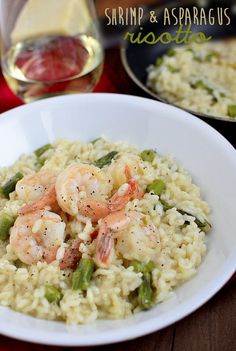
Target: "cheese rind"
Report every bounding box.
[11,0,91,44]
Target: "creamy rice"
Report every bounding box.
[0,138,211,324]
[147,39,236,120]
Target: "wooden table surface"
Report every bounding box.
[0,48,235,351]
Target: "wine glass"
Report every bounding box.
[0,0,104,102]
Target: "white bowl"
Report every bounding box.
[0,94,235,346]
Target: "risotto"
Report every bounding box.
[0,138,211,324]
[147,39,236,120]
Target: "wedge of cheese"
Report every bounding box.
[11,0,91,44]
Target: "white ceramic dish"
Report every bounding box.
[0,94,235,346]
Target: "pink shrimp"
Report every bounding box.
[19,184,59,215]
[10,209,83,269]
[10,209,66,265]
[95,210,131,267]
[55,163,143,222]
[95,210,161,268]
[16,170,59,215]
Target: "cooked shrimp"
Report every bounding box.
[95,211,160,268]
[16,170,58,215]
[16,170,57,202]
[19,185,58,215]
[55,163,111,216]
[107,153,145,190]
[10,210,66,265]
[116,212,161,263]
[95,210,131,268]
[55,163,143,222]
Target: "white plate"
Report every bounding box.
[0,94,235,346]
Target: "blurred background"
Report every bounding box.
[0,0,235,146]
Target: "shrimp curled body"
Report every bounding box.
[55,163,143,222]
[95,211,160,268]
[17,170,58,215]
[95,210,131,268]
[10,210,66,265]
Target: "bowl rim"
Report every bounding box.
[120,0,236,123]
[0,93,235,346]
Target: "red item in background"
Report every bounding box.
[0,72,23,112]
[15,36,89,82]
[0,48,133,113]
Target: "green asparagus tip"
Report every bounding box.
[166,65,180,73]
[228,105,236,118]
[94,151,118,168]
[140,150,156,163]
[191,80,213,94]
[91,137,102,145]
[194,218,212,233]
[178,209,211,233]
[45,285,63,304]
[160,199,173,211]
[72,258,95,291]
[147,179,166,196]
[166,48,176,57]
[130,260,155,274]
[205,51,219,62]
[0,172,24,198]
[144,261,155,273]
[130,260,146,273]
[34,143,52,158]
[155,57,164,67]
[130,260,155,310]
[138,272,153,310]
[0,213,15,241]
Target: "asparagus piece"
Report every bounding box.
[191,80,213,94]
[45,285,63,304]
[228,105,236,118]
[160,199,173,211]
[94,151,118,168]
[147,179,166,196]
[166,64,180,73]
[131,260,155,310]
[0,172,23,198]
[205,52,219,62]
[193,217,212,233]
[166,48,176,57]
[0,213,15,241]
[138,271,153,310]
[72,258,95,291]
[90,137,102,145]
[160,200,211,233]
[34,143,52,158]
[140,149,156,163]
[177,209,211,232]
[155,57,164,67]
[131,260,146,273]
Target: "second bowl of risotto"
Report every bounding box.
[0,94,235,346]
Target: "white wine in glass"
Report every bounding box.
[0,0,104,102]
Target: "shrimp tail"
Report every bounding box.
[19,185,59,215]
[95,226,114,267]
[108,165,144,212]
[124,164,132,181]
[78,200,110,223]
[95,211,131,268]
[107,182,134,211]
[125,165,144,199]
